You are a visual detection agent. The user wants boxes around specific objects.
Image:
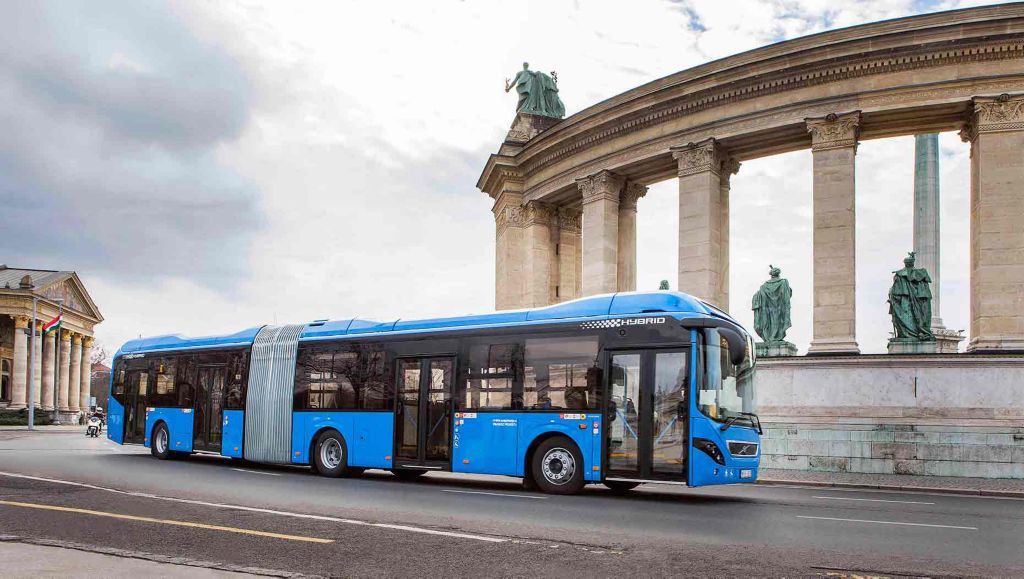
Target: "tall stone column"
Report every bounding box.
[720,158,740,309]
[58,330,71,411]
[493,188,528,310]
[578,170,626,296]
[10,315,29,409]
[806,111,861,355]
[523,201,557,307]
[914,133,945,329]
[69,334,82,412]
[671,139,729,309]
[80,337,93,411]
[556,208,583,302]
[962,94,1024,352]
[617,182,647,292]
[41,330,55,410]
[31,322,42,409]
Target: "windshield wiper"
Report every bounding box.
[719,412,763,435]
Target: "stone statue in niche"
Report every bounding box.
[752,265,797,357]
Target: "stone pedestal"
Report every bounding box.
[887,339,937,354]
[756,341,798,357]
[933,328,965,354]
[505,112,560,144]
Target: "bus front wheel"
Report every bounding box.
[531,436,585,495]
[312,431,352,478]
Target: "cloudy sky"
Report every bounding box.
[2,0,1000,358]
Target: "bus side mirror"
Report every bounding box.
[718,328,747,367]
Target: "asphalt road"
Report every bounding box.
[1,430,1022,577]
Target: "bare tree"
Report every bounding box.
[90,344,109,366]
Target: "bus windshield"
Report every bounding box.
[698,328,756,425]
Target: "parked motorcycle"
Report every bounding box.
[86,415,102,438]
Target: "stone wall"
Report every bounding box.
[756,354,1024,478]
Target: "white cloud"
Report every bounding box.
[25,0,989,356]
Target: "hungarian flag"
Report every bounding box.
[42,314,62,335]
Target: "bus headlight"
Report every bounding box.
[693,437,725,465]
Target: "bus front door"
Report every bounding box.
[123,369,150,445]
[394,357,454,470]
[606,350,689,482]
[193,366,226,452]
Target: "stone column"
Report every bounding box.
[556,208,583,302]
[720,159,740,309]
[69,334,82,412]
[41,330,55,410]
[80,337,93,411]
[58,330,71,411]
[962,94,1024,352]
[914,133,944,329]
[671,139,728,309]
[617,182,647,292]
[493,188,528,310]
[10,315,29,409]
[31,322,42,409]
[578,170,626,296]
[805,112,861,355]
[523,201,557,307]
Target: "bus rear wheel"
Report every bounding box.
[151,423,171,460]
[313,431,352,478]
[531,436,585,495]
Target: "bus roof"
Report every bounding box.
[116,291,734,356]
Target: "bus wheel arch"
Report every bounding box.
[151,421,171,460]
[525,433,585,495]
[311,428,353,478]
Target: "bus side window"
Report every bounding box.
[112,363,126,402]
[225,351,247,410]
[523,336,600,411]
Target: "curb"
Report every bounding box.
[757,477,1024,498]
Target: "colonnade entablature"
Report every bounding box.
[478,5,1024,354]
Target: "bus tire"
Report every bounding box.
[391,468,426,481]
[151,423,171,460]
[531,436,585,495]
[603,481,640,493]
[312,430,351,478]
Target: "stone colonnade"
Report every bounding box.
[8,315,94,413]
[492,95,1024,353]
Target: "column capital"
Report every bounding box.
[576,170,626,204]
[72,334,83,345]
[806,111,861,152]
[557,207,582,233]
[524,200,557,227]
[13,315,30,329]
[970,93,1024,135]
[671,138,724,177]
[83,336,95,348]
[620,182,648,211]
[721,157,741,177]
[60,328,72,342]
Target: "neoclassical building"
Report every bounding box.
[478,5,1024,354]
[0,266,104,420]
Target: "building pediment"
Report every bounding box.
[38,274,103,322]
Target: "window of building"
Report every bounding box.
[461,342,521,410]
[523,336,601,410]
[1,359,11,402]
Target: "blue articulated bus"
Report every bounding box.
[107,291,760,494]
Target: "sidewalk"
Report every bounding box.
[0,424,88,432]
[759,467,1024,497]
[0,538,262,578]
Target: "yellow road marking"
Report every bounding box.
[0,499,333,544]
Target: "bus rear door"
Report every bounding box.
[394,357,454,470]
